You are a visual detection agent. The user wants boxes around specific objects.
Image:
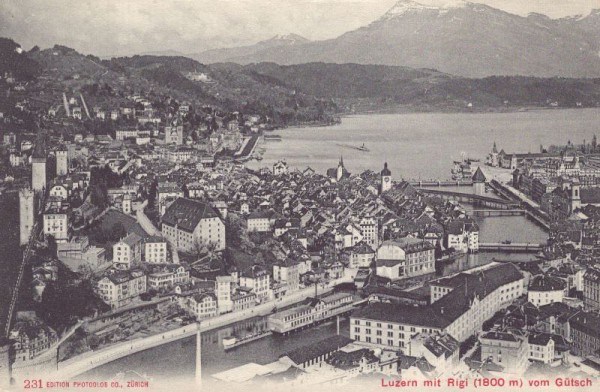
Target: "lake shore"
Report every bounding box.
[247,109,600,179]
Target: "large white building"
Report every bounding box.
[376,238,435,280]
[350,264,524,350]
[161,198,226,252]
[527,275,566,307]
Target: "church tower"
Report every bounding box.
[56,146,68,176]
[19,187,35,246]
[336,156,345,182]
[31,135,46,192]
[380,162,392,194]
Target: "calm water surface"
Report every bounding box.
[248,109,600,179]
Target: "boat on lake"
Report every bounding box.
[222,331,273,351]
[336,143,370,152]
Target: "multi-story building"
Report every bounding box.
[184,293,218,320]
[479,331,528,375]
[147,265,189,289]
[247,210,278,232]
[273,258,300,293]
[157,182,184,215]
[10,317,58,364]
[359,216,379,249]
[112,233,143,269]
[349,242,375,269]
[583,265,600,310]
[240,265,271,302]
[232,290,256,312]
[43,205,69,243]
[446,219,479,253]
[161,198,226,252]
[408,332,459,375]
[96,269,147,309]
[569,310,600,357]
[115,129,138,141]
[376,237,435,280]
[527,333,555,364]
[143,236,168,263]
[527,275,566,307]
[268,293,354,334]
[351,264,524,350]
[216,275,235,314]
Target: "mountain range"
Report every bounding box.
[189,1,600,78]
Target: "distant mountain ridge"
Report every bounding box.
[189,1,600,78]
[191,33,311,64]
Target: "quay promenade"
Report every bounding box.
[50,274,353,380]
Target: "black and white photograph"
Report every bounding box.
[0,0,599,390]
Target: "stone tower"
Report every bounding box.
[31,135,46,192]
[571,178,581,212]
[380,162,392,194]
[19,187,35,246]
[56,146,68,176]
[0,338,11,387]
[472,167,486,196]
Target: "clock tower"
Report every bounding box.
[380,162,392,194]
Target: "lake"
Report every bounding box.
[248,109,600,179]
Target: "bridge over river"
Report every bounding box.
[479,242,545,253]
[419,188,520,210]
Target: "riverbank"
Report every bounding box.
[51,274,353,380]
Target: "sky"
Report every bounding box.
[0,0,598,57]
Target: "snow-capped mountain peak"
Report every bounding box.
[268,34,309,45]
[382,0,467,19]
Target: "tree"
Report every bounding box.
[107,222,126,241]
